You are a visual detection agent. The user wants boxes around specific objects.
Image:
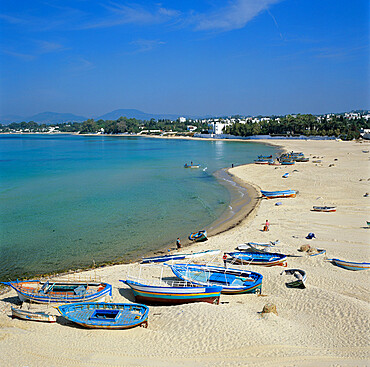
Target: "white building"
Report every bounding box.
[179,117,186,123]
[208,120,232,135]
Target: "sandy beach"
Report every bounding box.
[1,139,369,367]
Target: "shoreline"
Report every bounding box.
[0,134,277,281]
[1,139,369,366]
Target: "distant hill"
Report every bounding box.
[0,111,88,124]
[96,109,184,121]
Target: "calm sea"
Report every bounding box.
[0,134,277,280]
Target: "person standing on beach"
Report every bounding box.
[176,238,181,249]
[223,253,228,267]
[264,220,270,231]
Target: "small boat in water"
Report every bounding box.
[11,306,57,323]
[169,263,263,294]
[261,190,296,199]
[312,206,336,212]
[141,249,220,264]
[122,279,222,305]
[227,252,287,266]
[184,163,200,168]
[281,269,306,288]
[258,155,272,159]
[2,280,112,304]
[189,230,207,242]
[57,302,149,329]
[327,258,370,271]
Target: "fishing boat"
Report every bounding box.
[57,302,149,329]
[121,279,222,305]
[141,253,187,264]
[189,230,207,242]
[257,155,272,159]
[254,160,270,165]
[327,258,370,271]
[261,189,296,199]
[308,248,326,256]
[11,307,57,323]
[282,173,289,178]
[141,249,220,264]
[294,157,309,162]
[312,206,337,212]
[280,269,306,288]
[2,280,112,304]
[280,160,295,165]
[184,164,200,168]
[236,240,279,252]
[227,252,287,266]
[169,263,263,294]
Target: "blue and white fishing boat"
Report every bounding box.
[327,258,370,271]
[141,249,220,264]
[236,240,279,253]
[227,252,287,266]
[3,280,112,304]
[261,189,296,199]
[169,263,263,294]
[189,230,207,242]
[57,302,149,329]
[121,279,222,305]
[282,173,289,178]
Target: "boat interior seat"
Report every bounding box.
[209,273,235,284]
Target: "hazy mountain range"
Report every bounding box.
[0,109,197,125]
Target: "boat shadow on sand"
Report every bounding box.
[1,295,22,306]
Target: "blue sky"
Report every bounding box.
[0,0,369,117]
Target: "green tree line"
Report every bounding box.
[224,114,370,140]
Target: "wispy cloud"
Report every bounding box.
[79,2,180,30]
[2,50,36,61]
[130,39,166,53]
[192,0,284,32]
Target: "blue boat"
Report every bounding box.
[141,249,220,264]
[184,163,200,168]
[282,173,289,178]
[2,280,112,304]
[261,189,296,199]
[169,263,263,294]
[327,258,370,271]
[227,252,287,266]
[141,254,187,264]
[189,230,207,242]
[57,302,149,329]
[122,279,222,305]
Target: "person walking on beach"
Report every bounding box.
[223,253,228,268]
[176,238,182,249]
[263,220,270,232]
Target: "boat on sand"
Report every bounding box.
[57,302,149,329]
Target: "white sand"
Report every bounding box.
[1,139,369,367]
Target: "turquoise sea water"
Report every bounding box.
[0,134,277,281]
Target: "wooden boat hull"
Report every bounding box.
[328,259,370,271]
[122,280,222,305]
[281,269,306,289]
[11,307,56,323]
[141,249,220,264]
[308,249,326,256]
[312,206,336,212]
[227,252,287,267]
[3,280,112,304]
[57,302,149,329]
[169,264,263,294]
[254,160,269,165]
[189,230,207,242]
[261,190,296,199]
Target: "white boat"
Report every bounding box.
[11,306,57,323]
